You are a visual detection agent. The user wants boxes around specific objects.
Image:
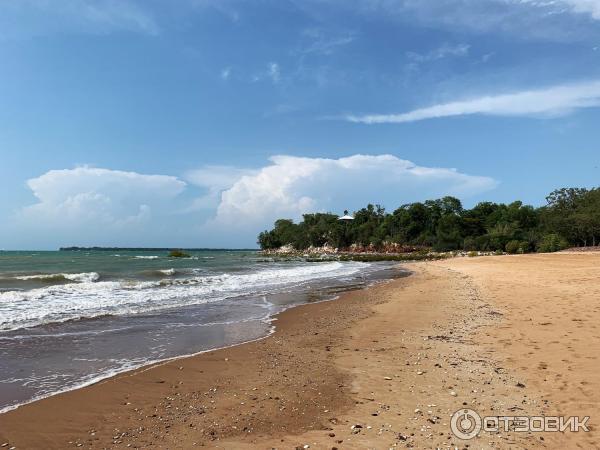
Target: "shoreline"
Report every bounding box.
[0,326,277,416]
[0,268,405,416]
[0,270,396,448]
[0,259,400,416]
[1,254,598,448]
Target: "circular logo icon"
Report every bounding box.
[451,408,482,440]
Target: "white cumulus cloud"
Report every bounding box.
[346,80,600,124]
[207,154,497,231]
[10,157,496,248]
[21,166,186,230]
[184,165,257,210]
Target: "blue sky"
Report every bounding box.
[1,0,600,249]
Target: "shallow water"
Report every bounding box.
[0,249,406,412]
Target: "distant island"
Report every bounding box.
[59,247,259,252]
[258,187,600,254]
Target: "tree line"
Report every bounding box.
[257,187,600,253]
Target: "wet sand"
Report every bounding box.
[0,253,598,449]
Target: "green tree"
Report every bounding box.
[256,187,600,252]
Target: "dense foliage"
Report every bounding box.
[258,188,600,253]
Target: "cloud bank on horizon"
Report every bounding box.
[210,155,496,226]
[22,167,185,226]
[11,155,497,248]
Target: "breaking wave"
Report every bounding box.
[0,262,368,332]
[14,272,100,283]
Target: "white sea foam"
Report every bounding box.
[64,272,100,282]
[0,262,368,332]
[15,272,100,283]
[159,269,176,276]
[135,255,159,259]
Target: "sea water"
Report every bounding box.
[0,249,404,412]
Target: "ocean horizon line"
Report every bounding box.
[0,247,261,252]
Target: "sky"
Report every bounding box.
[1,0,600,249]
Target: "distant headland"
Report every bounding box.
[258,187,600,255]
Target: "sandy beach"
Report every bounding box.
[1,252,598,449]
